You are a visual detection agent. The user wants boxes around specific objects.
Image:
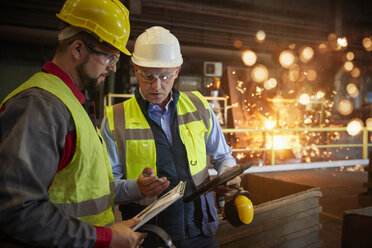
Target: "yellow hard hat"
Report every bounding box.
[56,0,131,55]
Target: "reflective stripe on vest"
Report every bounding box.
[105,91,212,187]
[1,72,115,226]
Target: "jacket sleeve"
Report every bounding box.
[206,105,236,175]
[0,89,102,247]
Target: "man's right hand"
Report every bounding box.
[109,218,146,248]
[137,167,170,198]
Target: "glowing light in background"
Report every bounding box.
[347,119,363,136]
[241,49,257,66]
[233,40,243,49]
[288,64,303,82]
[346,83,359,98]
[351,67,360,78]
[346,51,354,61]
[299,46,314,63]
[255,30,266,43]
[305,69,317,81]
[337,99,353,116]
[298,93,310,105]
[264,120,276,129]
[337,37,348,48]
[279,50,295,68]
[366,118,372,128]
[344,61,354,71]
[362,37,372,52]
[263,77,277,90]
[316,90,325,99]
[251,64,269,83]
[318,43,327,53]
[265,135,300,150]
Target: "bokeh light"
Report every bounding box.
[351,67,360,78]
[264,77,277,90]
[306,69,317,81]
[233,40,243,49]
[337,37,348,48]
[316,90,325,99]
[298,93,310,105]
[362,37,372,52]
[346,83,359,98]
[337,99,353,116]
[279,49,295,68]
[255,30,266,43]
[299,46,314,63]
[346,51,354,61]
[344,61,353,71]
[241,49,257,66]
[251,64,269,83]
[347,119,363,136]
[366,118,372,128]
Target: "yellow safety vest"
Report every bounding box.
[1,72,115,226]
[106,91,212,187]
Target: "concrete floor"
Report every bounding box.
[257,167,369,248]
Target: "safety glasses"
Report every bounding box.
[135,68,178,84]
[83,41,120,67]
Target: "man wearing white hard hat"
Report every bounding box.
[101,26,239,247]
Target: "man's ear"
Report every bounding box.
[70,40,84,61]
[175,66,182,77]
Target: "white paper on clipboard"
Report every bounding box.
[132,181,186,231]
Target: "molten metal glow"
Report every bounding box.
[266,135,300,150]
[265,120,276,129]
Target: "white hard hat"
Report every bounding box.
[131,26,183,68]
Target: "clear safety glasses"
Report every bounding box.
[135,68,178,84]
[83,41,120,67]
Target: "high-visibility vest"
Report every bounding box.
[106,91,212,187]
[1,72,115,226]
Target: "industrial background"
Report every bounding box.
[1,0,372,248]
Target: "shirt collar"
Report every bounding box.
[42,61,86,104]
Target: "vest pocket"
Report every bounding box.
[126,139,157,179]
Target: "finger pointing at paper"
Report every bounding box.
[137,167,170,198]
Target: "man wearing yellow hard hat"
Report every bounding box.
[0,0,146,247]
[100,26,241,248]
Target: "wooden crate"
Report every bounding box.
[216,174,322,248]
